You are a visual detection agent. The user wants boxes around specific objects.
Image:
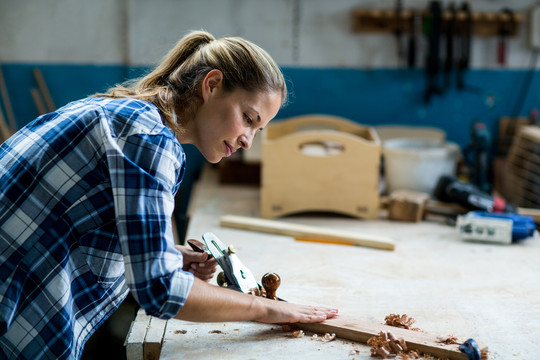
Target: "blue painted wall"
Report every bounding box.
[3,64,539,152]
[2,63,538,232]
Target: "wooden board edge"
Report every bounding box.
[125,309,151,360]
[293,316,470,360]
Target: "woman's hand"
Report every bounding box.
[175,241,218,282]
[254,299,339,324]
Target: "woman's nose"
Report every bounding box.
[238,133,253,149]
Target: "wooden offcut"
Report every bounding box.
[295,316,469,360]
[261,115,381,220]
[219,215,395,251]
[387,190,429,222]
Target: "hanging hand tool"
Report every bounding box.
[497,8,515,66]
[407,11,422,68]
[456,2,472,90]
[394,0,405,66]
[444,3,457,88]
[424,1,443,103]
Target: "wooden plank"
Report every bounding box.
[30,88,47,115]
[295,316,469,360]
[219,215,395,251]
[0,65,16,132]
[0,107,12,143]
[33,68,55,112]
[144,316,167,360]
[125,308,151,360]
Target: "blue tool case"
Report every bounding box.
[468,211,536,241]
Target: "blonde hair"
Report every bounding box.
[96,30,287,135]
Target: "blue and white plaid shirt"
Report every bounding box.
[0,97,195,359]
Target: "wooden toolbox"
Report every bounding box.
[261,115,381,219]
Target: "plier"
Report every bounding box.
[188,232,262,294]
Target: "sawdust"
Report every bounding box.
[289,329,304,338]
[174,329,187,334]
[209,330,226,334]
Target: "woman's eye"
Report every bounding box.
[244,114,253,126]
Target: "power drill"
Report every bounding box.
[434,175,516,213]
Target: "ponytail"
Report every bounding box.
[138,31,215,90]
[96,30,286,137]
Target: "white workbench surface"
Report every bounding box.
[128,165,540,359]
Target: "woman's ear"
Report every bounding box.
[201,69,223,101]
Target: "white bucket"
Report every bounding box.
[383,138,460,195]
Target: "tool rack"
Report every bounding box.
[351,8,522,37]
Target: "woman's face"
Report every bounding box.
[187,70,282,163]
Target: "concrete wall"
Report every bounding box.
[1,0,540,150]
[2,0,539,68]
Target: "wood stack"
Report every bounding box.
[504,125,540,208]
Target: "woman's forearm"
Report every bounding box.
[173,278,338,324]
[173,278,266,322]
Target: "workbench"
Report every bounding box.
[126,165,540,359]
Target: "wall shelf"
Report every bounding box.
[351,8,523,37]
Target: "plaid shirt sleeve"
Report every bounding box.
[99,101,195,318]
[0,97,194,359]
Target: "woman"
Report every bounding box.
[0,31,338,359]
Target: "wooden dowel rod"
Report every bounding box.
[219,215,395,251]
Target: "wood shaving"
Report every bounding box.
[290,329,304,338]
[174,329,187,334]
[481,347,489,360]
[323,333,336,342]
[309,332,337,342]
[209,330,226,334]
[367,331,408,358]
[384,313,418,330]
[437,335,460,345]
